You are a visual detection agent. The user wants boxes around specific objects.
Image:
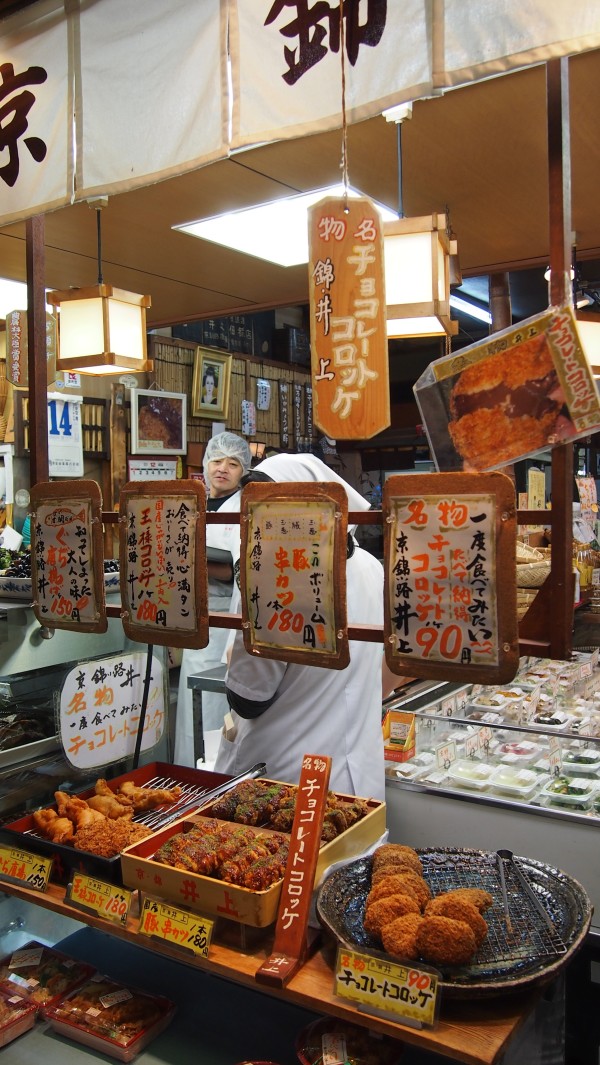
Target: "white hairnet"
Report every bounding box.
[254,453,369,513]
[203,432,252,477]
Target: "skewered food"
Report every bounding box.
[209,779,370,842]
[116,779,182,809]
[154,820,289,889]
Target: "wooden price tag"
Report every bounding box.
[334,946,439,1028]
[138,896,214,958]
[67,873,132,926]
[0,845,51,891]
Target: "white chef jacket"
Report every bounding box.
[174,495,240,767]
[214,545,385,801]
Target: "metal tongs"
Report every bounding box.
[146,761,267,830]
[496,848,556,935]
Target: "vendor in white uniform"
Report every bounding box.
[214,453,386,802]
[174,432,251,767]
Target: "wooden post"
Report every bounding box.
[110,382,128,555]
[26,215,48,486]
[489,273,512,332]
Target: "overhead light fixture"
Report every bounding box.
[384,213,458,338]
[249,440,266,460]
[449,294,492,324]
[576,311,600,376]
[174,184,398,268]
[48,202,152,375]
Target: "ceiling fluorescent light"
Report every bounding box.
[174,184,398,268]
[449,295,492,324]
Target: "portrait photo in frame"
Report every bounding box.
[130,388,187,455]
[192,347,232,419]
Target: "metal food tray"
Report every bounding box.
[0,762,233,886]
[316,847,592,998]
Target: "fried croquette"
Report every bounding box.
[373,844,423,875]
[385,869,431,910]
[440,887,493,913]
[425,896,488,947]
[364,894,420,937]
[371,859,423,884]
[416,915,477,967]
[380,913,424,960]
[367,873,421,907]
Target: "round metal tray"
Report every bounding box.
[316,847,592,998]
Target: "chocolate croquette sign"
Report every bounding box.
[383,472,519,685]
[414,305,600,472]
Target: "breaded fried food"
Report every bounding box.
[416,915,477,967]
[384,868,431,910]
[381,913,424,960]
[425,896,488,947]
[367,873,421,907]
[373,844,423,875]
[364,893,420,937]
[371,859,422,884]
[440,887,493,914]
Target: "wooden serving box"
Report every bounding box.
[120,785,385,928]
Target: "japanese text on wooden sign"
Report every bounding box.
[119,479,208,649]
[68,874,132,926]
[31,480,106,634]
[383,473,518,685]
[0,846,51,891]
[241,483,349,668]
[279,381,290,447]
[59,650,165,770]
[140,897,214,958]
[308,195,390,440]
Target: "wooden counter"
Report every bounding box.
[0,877,544,1065]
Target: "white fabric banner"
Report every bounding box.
[75,0,226,198]
[230,0,433,149]
[0,0,72,225]
[439,0,600,87]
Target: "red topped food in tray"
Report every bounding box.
[0,940,94,1006]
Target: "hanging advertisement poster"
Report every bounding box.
[30,479,106,633]
[118,478,208,649]
[240,481,349,668]
[383,472,518,684]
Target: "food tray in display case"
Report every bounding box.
[42,976,176,1062]
[120,784,385,928]
[0,988,37,1046]
[0,940,95,1006]
[316,848,592,998]
[0,762,232,886]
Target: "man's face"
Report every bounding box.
[207,456,244,498]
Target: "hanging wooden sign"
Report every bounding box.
[118,479,208,649]
[383,472,519,684]
[30,479,107,633]
[308,194,390,440]
[6,310,57,387]
[240,481,349,668]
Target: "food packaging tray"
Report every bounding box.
[42,976,175,1062]
[0,988,37,1046]
[539,775,597,807]
[0,940,95,1006]
[447,758,495,790]
[121,785,385,928]
[0,762,232,885]
[489,765,541,798]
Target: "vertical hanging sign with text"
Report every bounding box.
[308,195,390,440]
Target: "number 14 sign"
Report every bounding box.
[47,392,84,477]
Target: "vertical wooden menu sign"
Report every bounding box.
[383,472,519,684]
[240,482,349,668]
[256,753,332,988]
[30,480,107,633]
[119,479,209,648]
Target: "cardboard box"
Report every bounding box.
[120,786,385,928]
[382,708,415,763]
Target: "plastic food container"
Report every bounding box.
[447,759,495,790]
[295,1016,403,1065]
[467,693,508,712]
[386,751,435,782]
[0,941,94,1006]
[0,988,37,1046]
[540,775,597,809]
[561,748,600,775]
[496,739,543,767]
[489,765,540,798]
[42,975,176,1062]
[531,709,573,731]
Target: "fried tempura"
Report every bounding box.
[381,913,424,960]
[364,894,420,937]
[54,791,105,829]
[425,895,488,947]
[416,915,477,967]
[117,780,183,810]
[32,808,75,844]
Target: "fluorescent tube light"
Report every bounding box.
[449,295,492,324]
[174,184,398,268]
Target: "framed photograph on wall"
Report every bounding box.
[130,389,187,455]
[191,347,232,419]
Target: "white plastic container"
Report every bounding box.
[489,765,540,798]
[447,759,495,790]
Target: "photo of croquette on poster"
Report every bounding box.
[414,304,600,472]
